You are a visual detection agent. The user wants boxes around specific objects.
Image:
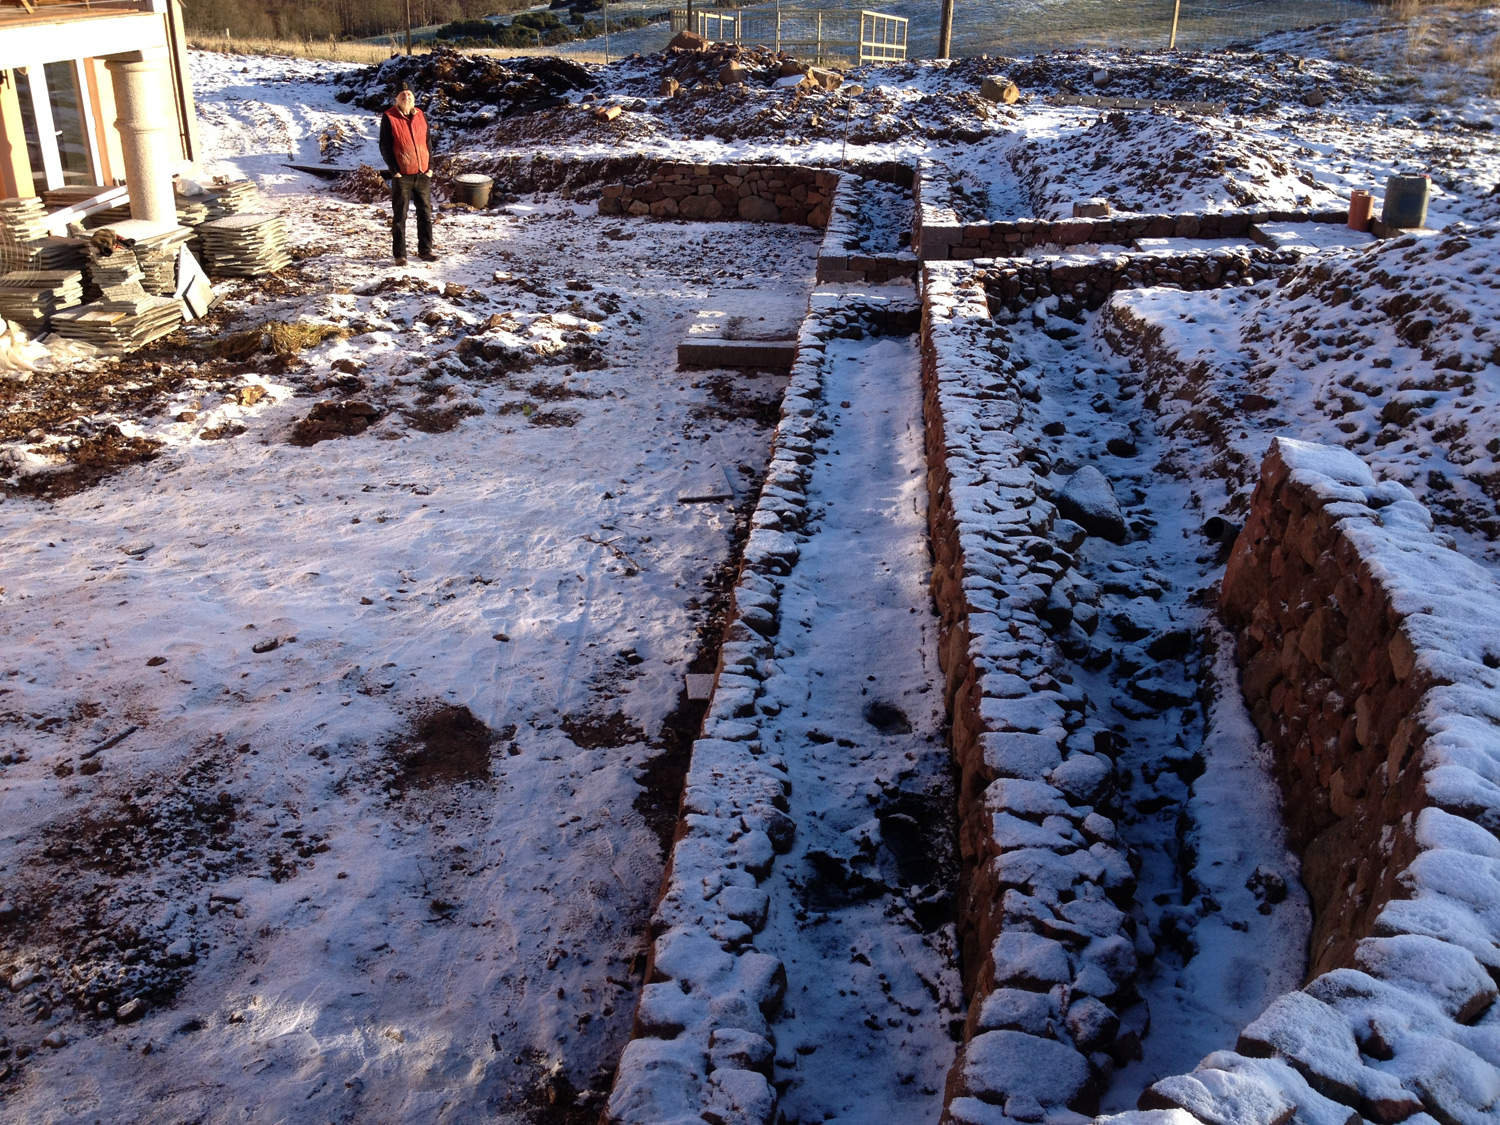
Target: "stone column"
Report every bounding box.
[104,47,176,225]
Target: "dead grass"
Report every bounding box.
[188,35,413,63]
[210,320,351,361]
[187,34,609,65]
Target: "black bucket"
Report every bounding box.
[452,173,494,209]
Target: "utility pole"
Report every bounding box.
[405,0,413,54]
[937,0,954,58]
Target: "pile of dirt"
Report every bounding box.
[336,48,598,127]
[288,399,382,445]
[1240,224,1500,534]
[987,47,1386,111]
[333,163,389,203]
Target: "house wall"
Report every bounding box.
[0,69,29,197]
[0,3,196,201]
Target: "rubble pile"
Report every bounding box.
[335,47,598,128]
[333,164,390,203]
[878,50,1385,113]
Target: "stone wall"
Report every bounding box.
[598,162,838,226]
[816,173,919,285]
[977,247,1295,312]
[605,293,921,1125]
[920,260,1500,1125]
[921,263,1142,1122]
[915,157,1347,261]
[1220,438,1500,980]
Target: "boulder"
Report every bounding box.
[1056,465,1126,542]
[738,196,780,222]
[1092,68,1110,88]
[778,59,807,77]
[1073,199,1111,218]
[807,66,843,91]
[669,29,709,50]
[679,194,724,221]
[980,75,1020,103]
[719,62,750,85]
[658,77,680,97]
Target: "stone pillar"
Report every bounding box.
[104,48,176,225]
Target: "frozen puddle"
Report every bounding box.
[754,332,964,1122]
[995,300,1312,1108]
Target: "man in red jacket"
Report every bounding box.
[378,85,437,264]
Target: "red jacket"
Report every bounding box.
[380,108,431,176]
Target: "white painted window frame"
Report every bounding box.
[22,58,102,191]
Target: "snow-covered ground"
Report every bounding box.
[3,7,1500,1120]
[0,53,818,1124]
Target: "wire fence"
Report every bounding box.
[556,0,1375,61]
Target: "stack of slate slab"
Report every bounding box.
[0,269,85,331]
[51,279,183,352]
[0,198,49,244]
[197,213,290,277]
[205,178,260,216]
[87,220,197,297]
[1,198,88,273]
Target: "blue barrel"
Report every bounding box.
[1381,175,1430,229]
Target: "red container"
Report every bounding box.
[1348,189,1374,232]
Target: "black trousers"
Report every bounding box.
[391,173,433,258]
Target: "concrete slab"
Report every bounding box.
[1250,222,1377,252]
[1134,236,1258,254]
[677,289,806,370]
[678,465,738,504]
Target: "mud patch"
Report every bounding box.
[403,402,485,433]
[389,705,496,789]
[0,752,247,1074]
[6,431,163,501]
[691,372,786,428]
[560,711,647,751]
[289,399,382,445]
[862,700,912,734]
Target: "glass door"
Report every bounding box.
[13,69,49,196]
[43,61,98,188]
[15,60,101,193]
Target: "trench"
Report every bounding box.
[749,329,964,1123]
[988,294,1311,1107]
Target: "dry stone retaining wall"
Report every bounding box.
[915,157,1347,260]
[977,247,1294,312]
[919,266,1500,1125]
[598,162,838,226]
[816,173,920,285]
[605,294,920,1125]
[921,263,1143,1122]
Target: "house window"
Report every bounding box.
[14,60,100,192]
